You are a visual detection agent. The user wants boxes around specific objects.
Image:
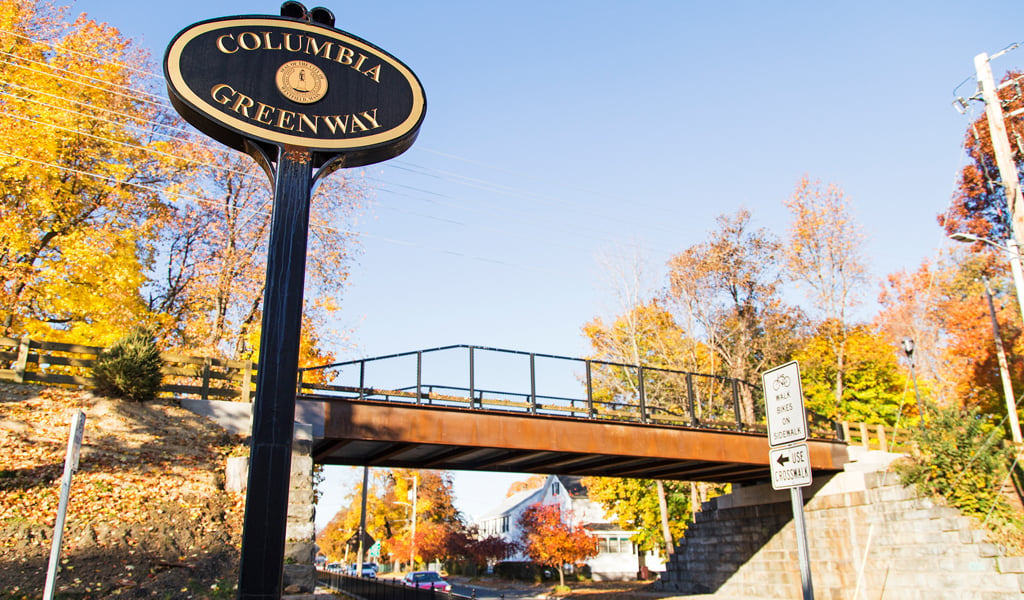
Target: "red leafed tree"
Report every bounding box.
[517,503,598,588]
[464,534,518,575]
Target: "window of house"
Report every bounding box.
[501,515,509,533]
[551,481,560,496]
[599,536,634,554]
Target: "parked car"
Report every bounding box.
[401,571,451,592]
[347,562,378,578]
[325,562,344,573]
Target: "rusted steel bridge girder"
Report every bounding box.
[313,400,848,484]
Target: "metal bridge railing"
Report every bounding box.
[299,345,837,438]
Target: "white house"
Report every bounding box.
[476,474,665,581]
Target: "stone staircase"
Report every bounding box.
[659,449,1024,599]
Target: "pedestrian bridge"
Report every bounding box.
[298,345,849,484]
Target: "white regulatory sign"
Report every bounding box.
[762,361,808,447]
[769,442,812,490]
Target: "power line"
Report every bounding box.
[0,26,164,81]
[0,50,167,107]
[0,38,693,247]
[0,33,692,264]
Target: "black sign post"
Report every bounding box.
[238,144,314,599]
[164,4,425,598]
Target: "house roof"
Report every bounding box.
[476,485,544,521]
[555,475,588,498]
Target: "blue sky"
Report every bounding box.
[69,0,1024,525]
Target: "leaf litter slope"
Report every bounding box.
[0,383,248,599]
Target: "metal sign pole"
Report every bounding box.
[238,146,313,600]
[790,486,814,600]
[763,361,815,599]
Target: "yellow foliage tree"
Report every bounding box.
[784,176,870,409]
[0,0,173,343]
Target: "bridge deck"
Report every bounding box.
[311,397,849,484]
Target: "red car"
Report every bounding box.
[401,570,451,592]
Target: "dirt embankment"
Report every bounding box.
[0,383,248,599]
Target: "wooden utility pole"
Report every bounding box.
[975,51,1024,445]
[356,466,369,572]
[409,476,418,568]
[983,278,1018,442]
[975,52,1024,240]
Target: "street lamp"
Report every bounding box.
[948,233,1024,444]
[901,338,925,429]
[948,233,1024,324]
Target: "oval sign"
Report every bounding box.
[164,16,426,167]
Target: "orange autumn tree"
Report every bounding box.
[155,138,368,365]
[876,250,1023,426]
[0,0,175,343]
[517,503,598,589]
[664,209,806,422]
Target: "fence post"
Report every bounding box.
[469,346,476,409]
[877,424,887,451]
[529,353,537,414]
[859,422,869,449]
[14,335,30,384]
[201,357,212,401]
[585,360,594,418]
[241,360,253,403]
[731,379,742,429]
[638,366,647,424]
[841,422,851,444]
[359,361,365,401]
[686,374,699,426]
[416,351,423,404]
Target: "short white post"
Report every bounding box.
[43,410,86,600]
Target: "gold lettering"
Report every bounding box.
[276,109,296,130]
[352,54,368,71]
[284,33,303,52]
[237,31,261,51]
[216,34,238,54]
[230,93,255,117]
[305,37,333,58]
[362,64,381,82]
[254,102,274,125]
[334,46,354,65]
[321,114,350,134]
[262,31,282,50]
[358,109,380,129]
[298,113,318,134]
[349,113,369,132]
[210,84,235,104]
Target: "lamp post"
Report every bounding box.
[948,233,1024,444]
[901,338,925,429]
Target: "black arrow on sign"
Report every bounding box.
[776,453,791,467]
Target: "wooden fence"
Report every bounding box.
[840,420,909,452]
[0,336,255,402]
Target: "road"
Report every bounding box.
[450,582,540,599]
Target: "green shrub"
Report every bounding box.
[894,404,1014,521]
[92,328,164,402]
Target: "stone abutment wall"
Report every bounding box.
[659,451,1024,599]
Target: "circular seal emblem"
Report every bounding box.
[275,60,328,104]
